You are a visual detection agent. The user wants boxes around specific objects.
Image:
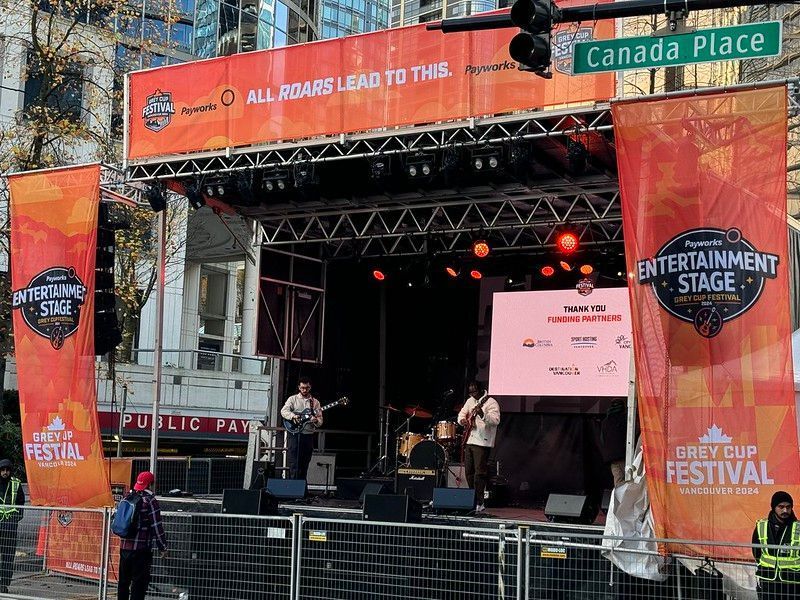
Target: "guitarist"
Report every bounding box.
[457,381,500,513]
[280,377,323,480]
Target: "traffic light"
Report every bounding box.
[509,0,560,77]
[95,203,123,356]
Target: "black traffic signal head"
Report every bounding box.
[508,0,560,76]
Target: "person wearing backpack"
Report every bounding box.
[0,458,23,594]
[117,471,167,600]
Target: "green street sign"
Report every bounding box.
[572,21,782,75]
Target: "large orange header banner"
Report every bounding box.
[9,165,112,508]
[614,87,797,557]
[126,3,614,160]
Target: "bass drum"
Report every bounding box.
[409,440,447,470]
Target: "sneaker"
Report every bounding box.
[475,504,485,513]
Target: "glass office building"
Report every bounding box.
[320,0,389,39]
[390,0,496,27]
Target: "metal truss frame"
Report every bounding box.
[125,104,614,182]
[257,190,624,258]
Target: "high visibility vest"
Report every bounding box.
[0,478,20,520]
[756,519,800,583]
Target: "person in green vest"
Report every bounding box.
[752,491,800,599]
[0,458,24,594]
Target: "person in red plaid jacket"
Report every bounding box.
[118,471,168,600]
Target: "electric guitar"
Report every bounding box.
[461,392,489,447]
[283,397,349,434]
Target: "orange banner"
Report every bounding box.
[614,87,797,557]
[9,165,112,508]
[126,4,614,160]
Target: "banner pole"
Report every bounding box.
[148,207,167,486]
[624,350,637,482]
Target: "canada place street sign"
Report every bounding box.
[572,21,782,75]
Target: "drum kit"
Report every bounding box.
[372,403,462,474]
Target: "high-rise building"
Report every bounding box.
[390,0,496,28]
[320,0,389,39]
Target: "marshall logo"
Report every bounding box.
[576,277,594,296]
[553,27,593,75]
[637,228,778,338]
[12,267,87,350]
[142,89,175,132]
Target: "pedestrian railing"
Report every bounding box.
[0,504,780,599]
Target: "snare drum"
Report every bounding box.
[434,421,457,441]
[398,432,426,458]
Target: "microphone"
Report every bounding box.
[443,389,454,397]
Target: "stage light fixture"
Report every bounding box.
[264,169,290,193]
[373,270,386,281]
[471,240,490,259]
[470,270,482,280]
[540,265,555,277]
[559,261,572,271]
[556,231,579,254]
[617,271,624,278]
[579,264,594,275]
[145,185,167,213]
[406,154,434,179]
[470,148,501,172]
[277,180,286,190]
[205,185,214,197]
[185,181,206,210]
[265,181,274,191]
[369,157,390,180]
[217,185,225,196]
[445,266,459,278]
[294,163,318,187]
[567,138,588,174]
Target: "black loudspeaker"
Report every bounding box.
[359,482,385,505]
[363,494,422,523]
[221,489,277,516]
[432,488,475,513]
[544,493,598,525]
[266,478,306,499]
[396,467,437,503]
[249,462,276,490]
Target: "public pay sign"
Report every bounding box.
[573,21,781,74]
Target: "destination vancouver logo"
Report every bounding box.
[636,228,778,338]
[12,267,87,350]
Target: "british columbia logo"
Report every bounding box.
[12,267,87,350]
[142,89,175,132]
[636,228,778,338]
[554,27,593,75]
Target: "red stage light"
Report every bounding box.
[372,270,386,281]
[470,270,482,280]
[472,240,490,259]
[556,232,579,254]
[540,265,555,277]
[559,261,572,271]
[445,267,459,278]
[579,264,594,275]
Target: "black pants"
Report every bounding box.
[287,433,314,481]
[464,444,490,505]
[758,581,798,600]
[118,548,153,600]
[0,521,18,591]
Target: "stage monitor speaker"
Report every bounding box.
[306,453,336,487]
[432,487,475,512]
[266,478,306,500]
[544,493,597,524]
[363,493,422,523]
[221,489,278,516]
[359,482,385,505]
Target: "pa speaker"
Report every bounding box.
[249,462,276,490]
[544,493,597,524]
[432,487,475,513]
[221,489,277,516]
[363,494,422,523]
[359,482,385,505]
[266,478,306,500]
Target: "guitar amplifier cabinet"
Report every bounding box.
[396,467,437,503]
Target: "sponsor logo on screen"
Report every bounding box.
[576,277,594,296]
[553,27,593,75]
[615,334,632,349]
[570,336,597,349]
[596,360,619,376]
[522,338,553,348]
[12,267,87,350]
[636,227,778,337]
[142,89,175,132]
[548,365,581,376]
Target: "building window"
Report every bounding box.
[23,54,83,123]
[198,267,229,370]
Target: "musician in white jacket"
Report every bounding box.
[457,382,501,512]
[281,377,323,481]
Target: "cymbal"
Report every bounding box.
[404,405,432,419]
[380,404,402,413]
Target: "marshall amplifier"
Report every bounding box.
[396,467,437,503]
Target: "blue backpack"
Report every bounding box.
[111,491,143,538]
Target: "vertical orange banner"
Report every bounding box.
[614,87,797,557]
[9,165,112,507]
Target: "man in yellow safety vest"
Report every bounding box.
[752,491,800,599]
[0,458,23,594]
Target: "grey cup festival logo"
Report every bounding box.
[12,267,87,350]
[637,228,778,338]
[142,90,175,132]
[553,27,593,75]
